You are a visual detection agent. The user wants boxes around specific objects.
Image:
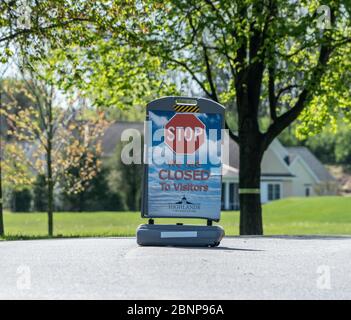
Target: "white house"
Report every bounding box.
[102,121,337,211]
[221,137,337,210]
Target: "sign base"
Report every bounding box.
[136,224,224,247]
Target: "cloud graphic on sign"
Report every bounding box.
[199,113,221,127]
[149,112,168,128]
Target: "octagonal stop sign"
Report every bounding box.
[164,114,205,154]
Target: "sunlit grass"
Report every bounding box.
[1,196,351,240]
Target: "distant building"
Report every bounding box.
[221,139,337,210]
[102,121,337,210]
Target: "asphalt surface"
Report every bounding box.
[1,236,351,299]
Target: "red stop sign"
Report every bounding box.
[164,114,205,154]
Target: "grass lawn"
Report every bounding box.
[2,196,351,239]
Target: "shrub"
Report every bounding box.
[33,174,48,212]
[11,188,32,212]
[60,166,126,211]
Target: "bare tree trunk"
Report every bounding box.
[47,148,54,236]
[0,90,4,237]
[47,100,54,237]
[238,118,264,235]
[0,145,4,237]
[239,147,263,235]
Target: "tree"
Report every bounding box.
[0,0,91,235]
[0,1,138,235]
[0,1,131,61]
[0,79,5,236]
[2,70,108,236]
[0,74,19,236]
[1,79,39,220]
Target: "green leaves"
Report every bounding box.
[1,0,350,138]
[47,39,177,111]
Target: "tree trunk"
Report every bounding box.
[47,148,54,237]
[0,151,4,237]
[47,102,54,237]
[0,90,4,237]
[238,118,264,235]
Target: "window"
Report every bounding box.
[305,187,310,197]
[229,183,239,210]
[268,184,281,201]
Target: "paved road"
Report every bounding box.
[1,236,351,299]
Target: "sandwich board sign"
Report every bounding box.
[137,96,225,247]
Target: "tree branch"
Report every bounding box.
[202,42,218,101]
[268,64,277,121]
[275,85,299,102]
[225,121,240,144]
[0,18,91,43]
[263,44,334,149]
[168,57,213,98]
[245,2,273,119]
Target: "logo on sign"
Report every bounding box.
[164,114,205,154]
[168,195,200,212]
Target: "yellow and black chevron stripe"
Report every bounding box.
[174,104,200,113]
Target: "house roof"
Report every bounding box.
[222,163,239,178]
[286,146,335,182]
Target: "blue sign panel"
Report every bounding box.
[146,109,222,220]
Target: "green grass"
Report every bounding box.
[1,196,351,240]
